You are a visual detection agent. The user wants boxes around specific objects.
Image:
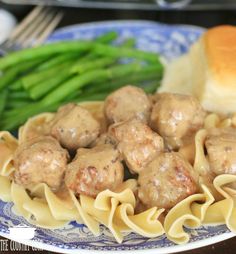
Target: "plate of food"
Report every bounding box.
[0,21,235,254]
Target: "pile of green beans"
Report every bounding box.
[0,31,164,131]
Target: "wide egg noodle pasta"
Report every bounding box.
[94,189,136,243]
[23,198,68,228]
[18,112,55,144]
[0,176,12,202]
[95,189,136,210]
[77,180,138,241]
[203,174,236,232]
[204,113,232,129]
[204,113,220,129]
[80,189,165,243]
[164,184,215,244]
[193,129,222,200]
[11,181,32,220]
[194,129,209,177]
[114,205,165,238]
[12,182,67,228]
[68,186,142,240]
[0,132,18,202]
[11,182,74,228]
[115,179,138,194]
[29,183,82,222]
[82,195,127,243]
[0,131,18,176]
[69,190,100,236]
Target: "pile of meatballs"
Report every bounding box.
[13,85,236,211]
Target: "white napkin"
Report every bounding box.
[0,9,16,44]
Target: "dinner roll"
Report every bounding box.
[160,25,236,115]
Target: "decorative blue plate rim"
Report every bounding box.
[47,20,206,61]
[0,21,235,254]
[52,20,206,35]
[0,231,234,254]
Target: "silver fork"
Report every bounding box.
[0,6,63,55]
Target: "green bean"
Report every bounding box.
[122,38,136,48]
[9,90,30,100]
[71,35,133,69]
[84,64,163,94]
[3,89,81,119]
[41,63,143,106]
[71,38,136,75]
[22,61,74,90]
[0,90,8,117]
[95,31,118,43]
[93,43,161,64]
[9,80,23,91]
[33,32,118,72]
[2,102,40,119]
[29,68,74,100]
[0,40,161,71]
[0,41,92,70]
[64,32,118,67]
[71,57,115,74]
[36,52,80,71]
[1,102,50,130]
[60,91,81,104]
[41,72,107,106]
[1,90,108,131]
[0,58,44,91]
[6,99,32,109]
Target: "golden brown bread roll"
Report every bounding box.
[160,25,236,115]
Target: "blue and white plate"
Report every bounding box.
[0,21,235,254]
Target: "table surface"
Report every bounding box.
[0,3,235,254]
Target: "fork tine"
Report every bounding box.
[33,12,63,47]
[7,6,44,43]
[21,11,57,48]
[15,7,52,45]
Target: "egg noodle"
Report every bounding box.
[0,105,236,244]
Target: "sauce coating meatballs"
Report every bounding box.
[65,145,124,197]
[50,103,100,150]
[205,128,236,175]
[150,93,206,149]
[138,152,199,209]
[109,119,164,173]
[104,85,152,124]
[91,133,117,148]
[14,136,69,191]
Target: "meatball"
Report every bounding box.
[65,145,124,197]
[205,128,236,175]
[150,93,206,149]
[80,101,108,134]
[138,152,199,209]
[109,119,164,173]
[14,136,69,191]
[104,85,152,124]
[49,103,100,150]
[90,133,117,148]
